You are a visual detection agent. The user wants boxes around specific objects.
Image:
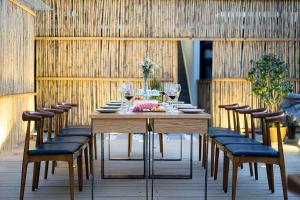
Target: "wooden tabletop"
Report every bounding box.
[90,110,211,119]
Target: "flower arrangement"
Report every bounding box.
[138,55,159,79]
[138,55,159,99]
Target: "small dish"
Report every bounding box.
[100,105,120,109]
[110,100,122,103]
[176,105,197,109]
[180,109,205,114]
[107,102,122,106]
[96,108,120,113]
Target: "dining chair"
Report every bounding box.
[208,105,247,173]
[49,104,92,175]
[20,111,83,200]
[40,108,90,180]
[223,112,288,200]
[200,103,239,166]
[212,107,267,180]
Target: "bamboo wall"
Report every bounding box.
[35,0,300,39]
[36,40,178,125]
[0,0,35,151]
[35,0,300,126]
[202,41,300,128]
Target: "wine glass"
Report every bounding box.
[165,83,177,112]
[175,84,181,103]
[124,83,134,112]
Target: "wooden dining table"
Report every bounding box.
[90,110,211,199]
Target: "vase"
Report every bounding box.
[143,76,148,100]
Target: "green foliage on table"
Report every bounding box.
[247,53,293,112]
[151,78,162,90]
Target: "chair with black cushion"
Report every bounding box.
[40,108,90,180]
[223,112,288,200]
[20,111,84,200]
[212,107,267,180]
[200,103,240,167]
[208,105,248,174]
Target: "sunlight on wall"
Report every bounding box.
[0,95,35,151]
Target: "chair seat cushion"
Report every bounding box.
[209,127,232,132]
[46,136,89,144]
[59,128,92,138]
[208,133,245,138]
[226,144,279,157]
[28,143,81,155]
[214,137,261,145]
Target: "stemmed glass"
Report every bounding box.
[175,84,181,103]
[165,83,177,112]
[124,83,134,112]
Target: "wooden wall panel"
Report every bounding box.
[209,41,300,127]
[35,0,300,39]
[0,0,35,151]
[36,41,178,125]
[0,0,34,96]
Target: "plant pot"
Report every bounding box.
[287,126,297,139]
[269,126,287,143]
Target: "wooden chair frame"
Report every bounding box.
[20,111,83,200]
[223,112,288,200]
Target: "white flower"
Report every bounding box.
[138,61,145,67]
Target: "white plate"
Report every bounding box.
[110,100,122,103]
[107,102,122,106]
[180,109,205,114]
[176,105,197,109]
[100,105,120,109]
[96,108,120,113]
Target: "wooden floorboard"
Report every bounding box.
[0,134,300,199]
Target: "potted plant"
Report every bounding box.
[247,53,293,142]
[286,115,298,139]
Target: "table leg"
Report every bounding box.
[91,120,94,200]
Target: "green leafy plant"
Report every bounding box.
[247,53,293,112]
[151,78,162,90]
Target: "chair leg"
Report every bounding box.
[214,147,220,180]
[35,162,41,189]
[210,140,215,176]
[32,162,37,191]
[89,139,93,174]
[269,164,275,193]
[266,164,272,191]
[20,161,28,200]
[254,163,258,180]
[199,134,202,161]
[77,153,83,191]
[68,160,75,200]
[84,147,89,180]
[128,133,132,157]
[159,133,164,157]
[202,135,207,168]
[249,162,253,177]
[44,161,49,179]
[52,161,56,175]
[279,163,288,200]
[94,134,97,160]
[223,152,229,193]
[232,158,239,200]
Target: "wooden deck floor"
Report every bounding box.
[0,134,300,200]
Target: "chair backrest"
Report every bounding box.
[265,114,286,157]
[51,104,72,128]
[252,111,284,146]
[225,105,249,132]
[22,111,54,156]
[39,108,64,140]
[236,108,267,139]
[219,103,238,130]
